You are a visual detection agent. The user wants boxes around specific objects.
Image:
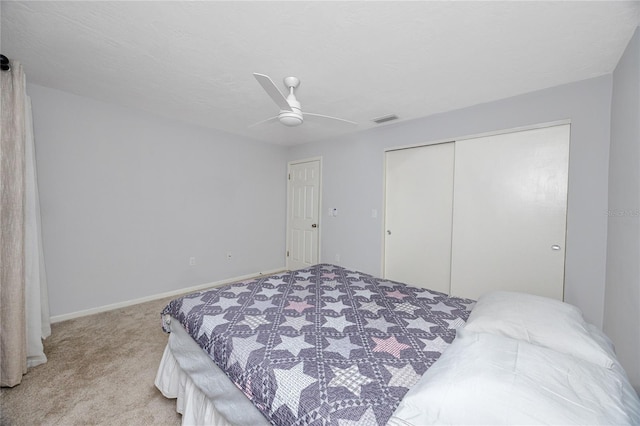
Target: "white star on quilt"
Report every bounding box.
[346,273,363,280]
[363,315,395,332]
[275,334,315,357]
[222,285,250,296]
[347,280,367,288]
[324,336,361,359]
[322,300,350,313]
[417,336,449,353]
[280,315,312,331]
[322,315,354,332]
[443,317,466,329]
[272,362,316,416]
[403,316,435,331]
[295,271,314,279]
[427,301,458,315]
[385,363,421,388]
[257,286,281,298]
[196,313,229,339]
[213,296,240,311]
[289,288,312,299]
[229,333,264,369]
[180,295,205,315]
[266,277,287,286]
[352,288,377,300]
[328,364,373,397]
[377,280,396,288]
[321,287,344,300]
[237,315,271,330]
[248,298,276,312]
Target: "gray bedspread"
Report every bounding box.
[162,264,474,425]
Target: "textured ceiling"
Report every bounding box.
[2,1,639,145]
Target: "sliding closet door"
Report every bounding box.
[384,143,454,293]
[450,124,570,300]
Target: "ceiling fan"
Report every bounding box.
[250,73,357,128]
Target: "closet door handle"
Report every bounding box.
[551,245,561,251]
[387,230,392,235]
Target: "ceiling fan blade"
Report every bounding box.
[253,73,292,112]
[305,112,357,126]
[248,116,280,128]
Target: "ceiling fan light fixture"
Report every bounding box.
[279,111,303,127]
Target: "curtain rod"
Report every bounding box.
[1,54,11,71]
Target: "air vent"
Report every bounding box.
[372,114,399,124]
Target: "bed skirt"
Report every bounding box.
[155,344,231,426]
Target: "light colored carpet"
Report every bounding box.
[0,297,182,425]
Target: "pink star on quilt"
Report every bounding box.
[386,290,408,299]
[285,300,314,313]
[371,336,411,358]
[322,272,337,279]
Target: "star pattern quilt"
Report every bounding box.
[161,264,475,425]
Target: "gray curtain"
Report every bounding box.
[0,60,49,387]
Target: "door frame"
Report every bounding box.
[286,157,322,270]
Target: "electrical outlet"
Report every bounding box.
[335,253,340,263]
[189,257,196,266]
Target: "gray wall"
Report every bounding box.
[287,76,613,329]
[605,26,640,392]
[29,84,288,317]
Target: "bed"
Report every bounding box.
[155,264,640,425]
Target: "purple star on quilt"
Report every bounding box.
[285,300,314,313]
[385,290,409,300]
[372,336,411,358]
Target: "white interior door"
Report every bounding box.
[287,159,320,270]
[384,143,454,293]
[450,124,570,300]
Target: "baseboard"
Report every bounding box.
[50,267,287,323]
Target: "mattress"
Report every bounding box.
[157,263,475,425]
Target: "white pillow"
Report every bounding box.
[463,291,615,368]
[389,329,639,426]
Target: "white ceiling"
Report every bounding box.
[2,1,639,146]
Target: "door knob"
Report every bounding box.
[387,230,391,235]
[311,224,317,228]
